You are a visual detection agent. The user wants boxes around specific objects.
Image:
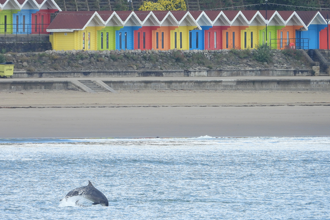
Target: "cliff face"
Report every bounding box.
[4,49,311,73]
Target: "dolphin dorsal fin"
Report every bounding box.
[88,181,93,187]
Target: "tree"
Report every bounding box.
[139,0,186,11]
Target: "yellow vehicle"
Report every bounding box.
[0,62,14,78]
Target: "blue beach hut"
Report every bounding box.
[116,11,142,50]
[189,11,212,50]
[296,11,326,49]
[13,0,39,34]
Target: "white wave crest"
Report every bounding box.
[59,196,92,207]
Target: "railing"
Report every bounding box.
[0,23,51,43]
[270,38,310,50]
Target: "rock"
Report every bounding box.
[22,62,28,67]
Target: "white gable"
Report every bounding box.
[179,15,196,26]
[105,14,122,27]
[249,13,264,26]
[286,13,303,26]
[85,13,104,28]
[231,14,248,26]
[196,13,212,26]
[3,0,20,10]
[213,13,230,26]
[39,0,61,11]
[143,14,159,26]
[268,13,285,26]
[161,15,177,26]
[310,13,326,25]
[21,0,38,10]
[124,14,141,26]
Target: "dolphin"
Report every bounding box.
[62,181,108,206]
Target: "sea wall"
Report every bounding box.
[1,78,329,92]
[105,79,330,91]
[0,81,80,91]
[12,68,313,78]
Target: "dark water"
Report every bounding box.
[0,137,329,219]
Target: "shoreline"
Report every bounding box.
[0,90,330,108]
[0,90,329,138]
[0,106,329,138]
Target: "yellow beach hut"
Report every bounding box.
[241,11,266,49]
[170,11,200,50]
[47,11,105,51]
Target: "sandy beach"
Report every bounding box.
[0,90,329,138]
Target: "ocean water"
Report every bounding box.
[0,136,330,219]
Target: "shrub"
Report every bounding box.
[50,54,60,60]
[97,57,105,62]
[172,50,184,62]
[149,54,157,62]
[26,67,35,72]
[51,64,60,70]
[282,48,303,60]
[253,44,273,63]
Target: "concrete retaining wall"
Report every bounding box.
[13,68,313,78]
[105,79,330,91]
[0,79,329,92]
[0,81,80,92]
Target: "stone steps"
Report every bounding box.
[78,80,112,93]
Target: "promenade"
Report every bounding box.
[0,75,329,138]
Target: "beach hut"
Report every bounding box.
[188,11,212,50]
[115,11,142,50]
[134,11,160,50]
[152,11,178,50]
[240,11,266,49]
[97,11,123,51]
[204,11,231,50]
[47,11,105,51]
[31,0,61,34]
[296,11,326,49]
[170,11,199,50]
[0,0,20,34]
[222,11,249,49]
[277,11,306,49]
[258,10,285,49]
[320,11,330,50]
[12,0,39,34]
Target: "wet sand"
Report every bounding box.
[0,90,329,138]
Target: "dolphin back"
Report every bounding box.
[64,181,108,206]
[84,182,109,206]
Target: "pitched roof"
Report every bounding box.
[0,0,7,4]
[189,10,203,20]
[222,10,240,21]
[170,11,187,21]
[152,11,168,21]
[17,0,26,5]
[97,11,115,22]
[296,11,318,26]
[47,11,96,30]
[240,10,258,21]
[134,11,151,22]
[204,10,221,21]
[116,11,132,22]
[320,11,330,20]
[35,0,45,4]
[277,11,294,21]
[258,10,276,20]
